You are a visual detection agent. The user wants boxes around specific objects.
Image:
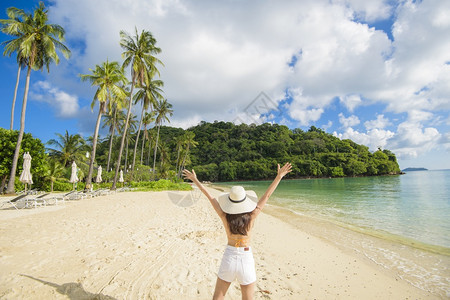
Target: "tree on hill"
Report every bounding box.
[186,121,401,181]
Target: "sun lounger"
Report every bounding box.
[65,191,88,200]
[26,189,38,195]
[25,193,51,208]
[49,191,77,205]
[0,194,28,210]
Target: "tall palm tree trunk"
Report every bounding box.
[6,66,31,194]
[106,108,117,171]
[175,144,181,177]
[180,145,191,177]
[132,104,144,172]
[140,133,145,165]
[147,137,152,165]
[124,132,129,172]
[86,109,103,188]
[152,125,161,176]
[112,79,135,189]
[10,66,21,130]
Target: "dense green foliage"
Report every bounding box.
[0,128,47,191]
[92,121,401,182]
[90,121,401,182]
[186,122,401,181]
[1,121,401,193]
[128,179,191,191]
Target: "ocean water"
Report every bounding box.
[215,170,450,297]
[219,170,450,250]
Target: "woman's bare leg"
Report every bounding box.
[240,282,255,300]
[213,277,231,300]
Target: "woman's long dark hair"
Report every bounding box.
[226,212,253,235]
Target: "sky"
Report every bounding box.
[0,0,449,170]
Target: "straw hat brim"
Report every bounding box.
[217,190,258,214]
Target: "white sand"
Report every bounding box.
[0,189,440,299]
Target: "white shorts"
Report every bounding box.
[217,245,256,285]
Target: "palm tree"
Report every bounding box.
[0,6,28,130]
[147,129,156,166]
[112,27,162,190]
[45,159,64,192]
[141,111,155,165]
[174,135,185,177]
[47,130,86,167]
[131,78,164,173]
[158,141,170,168]
[179,131,198,175]
[123,113,138,173]
[80,60,127,188]
[102,105,127,171]
[152,99,173,175]
[3,2,71,194]
[158,141,171,179]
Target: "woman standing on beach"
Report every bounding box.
[183,162,292,300]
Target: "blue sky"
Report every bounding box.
[0,0,449,170]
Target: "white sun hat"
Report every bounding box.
[218,186,258,214]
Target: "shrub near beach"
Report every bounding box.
[0,128,47,192]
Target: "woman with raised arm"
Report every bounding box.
[183,162,292,300]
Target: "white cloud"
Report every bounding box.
[30,81,80,118]
[46,0,449,120]
[333,127,394,151]
[364,114,391,130]
[388,120,441,159]
[32,0,449,168]
[376,0,450,113]
[339,113,360,128]
[335,0,393,22]
[407,110,433,123]
[340,94,362,112]
[285,87,327,126]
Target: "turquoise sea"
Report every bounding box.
[215,170,450,297]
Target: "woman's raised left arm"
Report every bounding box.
[183,169,225,218]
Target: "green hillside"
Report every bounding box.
[182,121,401,181]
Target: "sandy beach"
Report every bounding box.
[0,188,441,299]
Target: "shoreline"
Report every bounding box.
[270,202,450,256]
[261,204,450,298]
[0,190,444,299]
[210,183,449,298]
[211,181,450,254]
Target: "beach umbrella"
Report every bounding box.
[119,170,124,183]
[19,152,33,192]
[96,166,102,183]
[69,161,79,190]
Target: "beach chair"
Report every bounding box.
[0,194,28,210]
[50,191,75,205]
[26,193,50,208]
[26,189,38,195]
[65,191,88,200]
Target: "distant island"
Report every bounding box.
[402,167,428,172]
